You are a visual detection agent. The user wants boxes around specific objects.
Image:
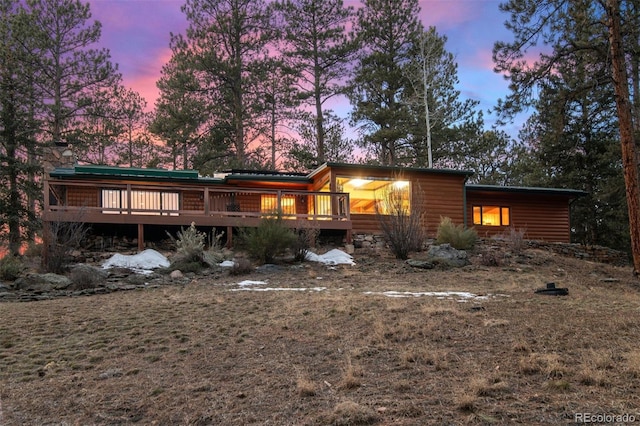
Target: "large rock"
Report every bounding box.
[14,273,71,292]
[426,244,469,268]
[406,259,434,269]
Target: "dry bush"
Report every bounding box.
[519,353,568,378]
[375,185,426,260]
[436,216,477,250]
[292,220,320,262]
[478,248,505,266]
[471,377,512,397]
[323,401,378,426]
[296,371,317,397]
[455,393,477,413]
[340,355,362,389]
[503,226,527,254]
[169,222,206,264]
[43,215,89,273]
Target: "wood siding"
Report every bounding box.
[66,186,99,208]
[327,165,467,237]
[466,190,572,242]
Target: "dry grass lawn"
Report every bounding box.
[1,247,640,424]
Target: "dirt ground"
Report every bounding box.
[1,244,640,425]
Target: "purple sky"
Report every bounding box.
[88,0,521,134]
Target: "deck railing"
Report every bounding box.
[43,180,350,227]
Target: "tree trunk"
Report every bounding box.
[606,0,640,273]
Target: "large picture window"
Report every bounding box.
[337,177,410,215]
[101,189,179,215]
[261,194,296,216]
[473,206,510,226]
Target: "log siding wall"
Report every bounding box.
[466,190,572,243]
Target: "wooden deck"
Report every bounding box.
[43,179,352,249]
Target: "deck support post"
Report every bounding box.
[226,226,233,248]
[137,223,144,251]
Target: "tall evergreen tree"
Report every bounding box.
[283,110,354,170]
[274,0,356,163]
[26,0,120,148]
[347,0,421,166]
[0,0,40,254]
[161,0,274,169]
[152,56,207,170]
[494,0,640,263]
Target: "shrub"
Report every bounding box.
[241,213,296,264]
[292,221,320,262]
[376,186,426,260]
[43,218,89,273]
[0,255,24,281]
[504,226,527,254]
[203,230,227,266]
[168,222,206,264]
[436,216,477,250]
[478,248,504,267]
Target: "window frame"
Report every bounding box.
[336,176,411,215]
[101,188,180,216]
[472,205,510,227]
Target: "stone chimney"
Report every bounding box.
[42,143,76,174]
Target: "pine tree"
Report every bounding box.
[161,0,274,169]
[26,0,120,148]
[347,0,421,166]
[494,0,640,267]
[274,0,356,163]
[0,0,40,254]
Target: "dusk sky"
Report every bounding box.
[87,0,522,135]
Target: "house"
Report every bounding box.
[42,161,586,254]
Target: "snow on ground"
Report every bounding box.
[231,280,326,292]
[102,249,170,274]
[363,291,509,302]
[305,249,355,266]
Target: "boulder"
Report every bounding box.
[14,273,71,292]
[405,259,434,269]
[426,244,469,268]
[170,270,184,280]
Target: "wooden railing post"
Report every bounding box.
[204,187,209,215]
[126,184,132,215]
[276,190,282,214]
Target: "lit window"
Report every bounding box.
[473,206,510,226]
[261,195,296,216]
[101,189,179,216]
[337,177,410,215]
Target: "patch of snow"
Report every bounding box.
[237,280,267,287]
[102,249,170,274]
[231,287,327,292]
[363,291,498,301]
[219,260,236,268]
[305,249,355,266]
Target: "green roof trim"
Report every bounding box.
[466,184,588,197]
[50,165,200,180]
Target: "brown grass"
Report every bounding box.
[1,246,640,424]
